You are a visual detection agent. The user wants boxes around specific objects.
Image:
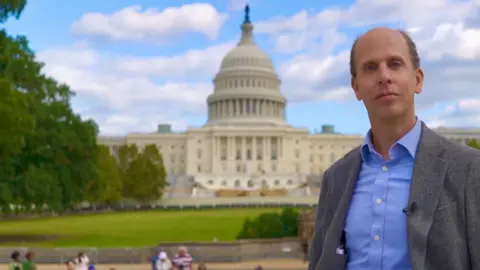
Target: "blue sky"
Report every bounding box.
[5,0,480,135]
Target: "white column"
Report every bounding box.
[211,136,216,173]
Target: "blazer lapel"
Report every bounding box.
[329,151,362,249]
[316,149,362,270]
[407,123,448,270]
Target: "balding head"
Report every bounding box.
[349,27,424,125]
[350,27,420,77]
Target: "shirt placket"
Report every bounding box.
[369,158,390,269]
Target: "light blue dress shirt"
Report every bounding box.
[345,119,422,270]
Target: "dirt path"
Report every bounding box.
[1,259,308,269]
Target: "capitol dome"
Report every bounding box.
[219,23,275,73]
[206,5,287,127]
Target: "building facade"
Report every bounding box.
[98,12,480,192]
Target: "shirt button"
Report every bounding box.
[374,235,380,241]
[382,165,388,171]
[376,198,382,204]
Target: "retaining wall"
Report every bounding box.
[0,238,304,264]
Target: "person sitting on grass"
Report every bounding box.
[22,251,37,270]
[9,251,22,270]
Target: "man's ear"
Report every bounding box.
[351,76,362,101]
[414,67,424,94]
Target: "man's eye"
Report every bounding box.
[364,64,376,71]
[390,61,402,67]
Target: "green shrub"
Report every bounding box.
[236,208,299,239]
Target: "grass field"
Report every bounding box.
[0,208,287,247]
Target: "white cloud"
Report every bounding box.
[427,99,480,128]
[99,113,190,135]
[114,42,235,78]
[37,43,221,135]
[255,0,475,54]
[71,4,229,42]
[416,23,480,61]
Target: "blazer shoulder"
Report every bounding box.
[440,135,480,161]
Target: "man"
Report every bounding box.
[9,251,21,270]
[22,251,37,270]
[308,27,480,270]
[171,246,193,270]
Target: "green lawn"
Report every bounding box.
[0,208,285,248]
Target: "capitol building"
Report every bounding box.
[99,10,480,195]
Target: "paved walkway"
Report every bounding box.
[1,259,308,269]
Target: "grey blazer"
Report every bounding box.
[308,123,480,270]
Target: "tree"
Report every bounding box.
[116,144,139,177]
[0,9,100,213]
[122,144,167,202]
[0,78,32,212]
[0,0,27,23]
[85,145,123,205]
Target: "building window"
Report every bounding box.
[197,165,202,173]
[197,149,202,159]
[221,180,227,186]
[272,164,276,172]
[221,147,227,160]
[247,179,255,187]
[287,179,293,185]
[208,179,214,185]
[236,164,242,173]
[236,149,241,160]
[235,179,241,187]
[261,180,268,188]
[246,149,252,160]
[271,150,277,160]
[257,149,262,160]
[257,164,264,174]
[274,179,280,186]
[295,149,300,158]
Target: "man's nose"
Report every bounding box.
[377,63,392,85]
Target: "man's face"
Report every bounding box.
[351,28,424,121]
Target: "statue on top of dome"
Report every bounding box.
[244,4,251,24]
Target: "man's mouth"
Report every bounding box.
[375,92,398,100]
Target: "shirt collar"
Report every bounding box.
[361,118,422,160]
